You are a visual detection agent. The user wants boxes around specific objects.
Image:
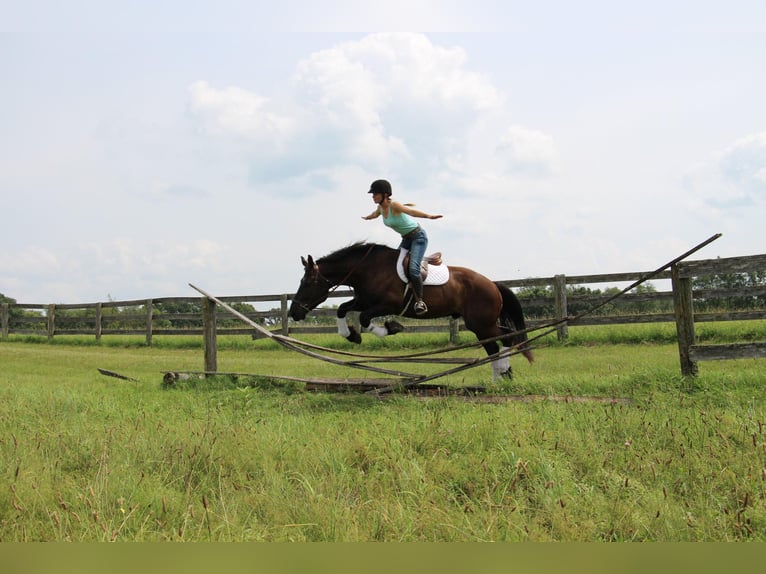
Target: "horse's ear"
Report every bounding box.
[307,255,315,268]
[301,256,308,268]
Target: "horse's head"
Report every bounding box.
[289,255,330,321]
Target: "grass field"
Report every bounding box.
[1,322,766,541]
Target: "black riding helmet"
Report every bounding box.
[368,179,392,196]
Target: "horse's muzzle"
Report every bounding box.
[288,303,307,321]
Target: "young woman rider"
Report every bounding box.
[362,179,443,315]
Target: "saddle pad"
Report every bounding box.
[396,249,450,285]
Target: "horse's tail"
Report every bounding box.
[494,282,534,363]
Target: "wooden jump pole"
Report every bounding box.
[189,283,425,380]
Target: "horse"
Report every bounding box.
[288,242,534,380]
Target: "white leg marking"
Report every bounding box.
[366,324,389,337]
[337,317,351,338]
[491,346,511,380]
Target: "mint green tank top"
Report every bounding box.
[382,209,419,236]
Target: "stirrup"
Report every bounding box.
[414,300,428,315]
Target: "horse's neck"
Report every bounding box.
[321,262,355,287]
[323,250,392,287]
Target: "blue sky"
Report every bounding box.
[2,1,765,304]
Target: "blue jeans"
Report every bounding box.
[400,227,428,299]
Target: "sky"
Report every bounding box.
[2,1,765,305]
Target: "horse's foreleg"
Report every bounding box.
[336,301,362,344]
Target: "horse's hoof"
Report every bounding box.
[384,320,405,335]
[346,327,362,344]
[492,368,513,382]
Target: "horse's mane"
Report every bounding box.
[317,241,395,265]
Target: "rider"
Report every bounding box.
[362,179,443,315]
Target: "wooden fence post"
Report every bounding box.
[95,303,102,343]
[449,317,460,345]
[280,294,289,336]
[1,303,8,339]
[553,274,569,341]
[202,297,217,373]
[145,299,153,346]
[47,304,55,341]
[672,263,698,376]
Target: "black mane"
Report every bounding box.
[317,242,395,265]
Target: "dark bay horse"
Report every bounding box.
[288,242,534,379]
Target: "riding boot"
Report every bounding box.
[410,276,427,315]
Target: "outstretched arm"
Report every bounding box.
[362,207,381,220]
[393,201,443,220]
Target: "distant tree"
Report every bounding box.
[54,307,98,330]
[154,300,203,328]
[219,302,259,328]
[566,285,609,316]
[0,292,25,328]
[693,270,766,311]
[514,286,554,318]
[619,283,670,314]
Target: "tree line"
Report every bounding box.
[0,297,266,331]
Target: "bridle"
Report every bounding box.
[291,270,335,314]
[291,244,375,315]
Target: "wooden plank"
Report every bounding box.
[689,342,766,361]
[676,254,766,278]
[499,270,674,288]
[696,310,766,321]
[161,371,415,391]
[159,370,631,403]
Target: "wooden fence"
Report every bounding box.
[671,254,766,375]
[2,254,766,375]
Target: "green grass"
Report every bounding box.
[1,323,766,541]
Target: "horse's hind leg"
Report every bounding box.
[483,340,513,381]
[359,309,404,338]
[467,312,513,380]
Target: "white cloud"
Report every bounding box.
[296,33,501,111]
[684,131,766,213]
[185,33,555,194]
[495,125,558,176]
[718,132,766,195]
[80,239,227,274]
[188,80,295,144]
[0,247,62,275]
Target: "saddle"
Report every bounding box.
[396,249,449,286]
[404,252,442,281]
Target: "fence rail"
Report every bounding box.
[2,254,766,375]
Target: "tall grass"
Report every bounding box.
[1,322,765,541]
